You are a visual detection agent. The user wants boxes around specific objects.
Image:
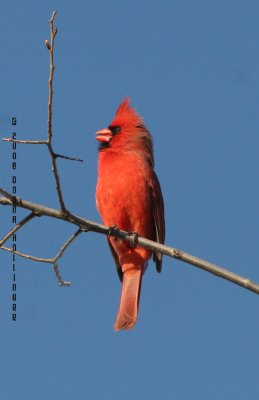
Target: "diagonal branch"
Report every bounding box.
[54,153,83,162]
[1,193,259,296]
[0,212,37,246]
[0,188,14,201]
[52,228,82,263]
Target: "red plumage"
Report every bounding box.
[95,98,165,331]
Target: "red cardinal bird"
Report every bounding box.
[95,98,165,331]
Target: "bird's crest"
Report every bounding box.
[111,97,143,129]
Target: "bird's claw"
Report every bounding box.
[128,231,139,248]
[108,224,118,238]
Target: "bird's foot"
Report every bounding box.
[108,224,118,238]
[128,231,139,248]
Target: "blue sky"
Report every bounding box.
[1,1,259,399]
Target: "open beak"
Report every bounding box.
[95,128,112,143]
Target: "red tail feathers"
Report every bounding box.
[114,267,142,331]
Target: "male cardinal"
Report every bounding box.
[95,98,165,331]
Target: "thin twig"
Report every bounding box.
[52,228,82,263]
[54,264,71,286]
[45,11,67,212]
[0,212,36,246]
[2,139,47,144]
[47,11,57,143]
[1,194,259,295]
[2,139,83,162]
[54,153,83,162]
[0,245,53,263]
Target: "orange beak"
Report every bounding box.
[95,128,113,143]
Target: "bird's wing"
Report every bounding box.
[149,172,165,272]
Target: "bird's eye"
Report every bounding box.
[109,126,121,136]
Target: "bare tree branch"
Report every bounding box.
[46,11,57,144]
[0,245,53,263]
[0,243,70,286]
[54,153,83,162]
[1,194,259,295]
[2,138,48,144]
[52,228,82,263]
[44,11,68,213]
[0,192,80,258]
[2,139,83,161]
[0,188,14,201]
[0,212,36,246]
[0,211,81,285]
[2,11,82,215]
[54,264,71,286]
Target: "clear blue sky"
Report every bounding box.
[1,1,259,399]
